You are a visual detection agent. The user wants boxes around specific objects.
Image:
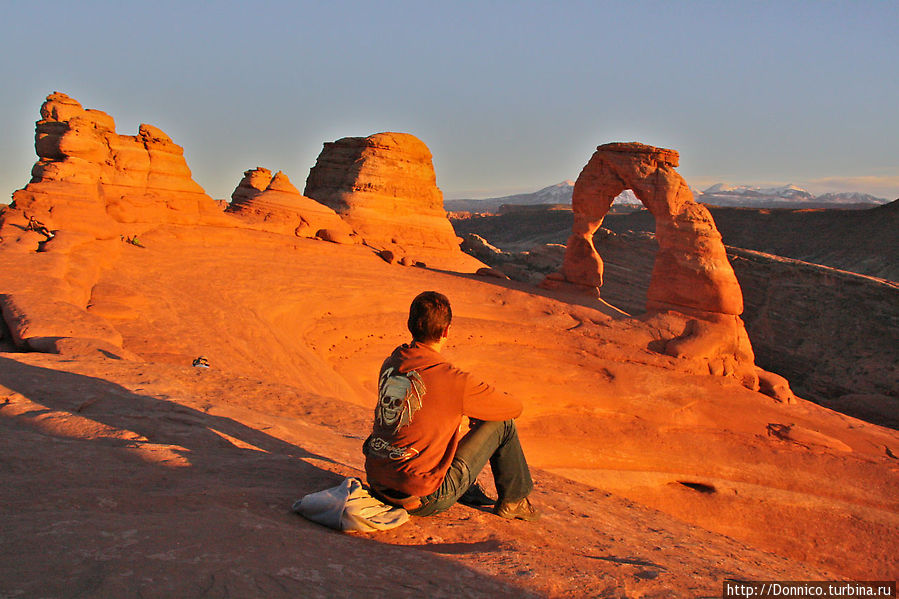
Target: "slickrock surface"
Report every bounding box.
[549,143,759,393]
[227,170,356,240]
[0,224,896,596]
[304,132,482,271]
[1,92,228,243]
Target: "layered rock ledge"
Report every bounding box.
[1,92,228,244]
[304,132,482,270]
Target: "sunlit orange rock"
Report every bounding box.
[1,92,227,240]
[303,132,481,270]
[230,167,272,205]
[561,143,743,314]
[227,170,356,240]
[552,142,764,389]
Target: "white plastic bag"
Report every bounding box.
[292,477,410,532]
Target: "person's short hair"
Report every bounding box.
[408,291,452,343]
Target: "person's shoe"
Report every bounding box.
[458,482,495,507]
[493,497,540,521]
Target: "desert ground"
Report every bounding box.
[2,226,897,597]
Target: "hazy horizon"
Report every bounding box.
[1,1,897,202]
[442,178,895,202]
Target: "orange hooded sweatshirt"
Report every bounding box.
[363,342,522,497]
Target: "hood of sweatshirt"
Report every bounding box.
[389,342,446,373]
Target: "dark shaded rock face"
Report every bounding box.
[729,248,899,407]
[695,202,899,283]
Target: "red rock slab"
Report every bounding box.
[0,293,123,350]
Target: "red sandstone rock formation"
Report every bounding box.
[227,170,356,241]
[0,92,232,356]
[303,132,480,270]
[548,142,763,390]
[0,103,894,589]
[0,92,227,245]
[230,167,273,205]
[560,143,743,315]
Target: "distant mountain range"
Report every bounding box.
[445,181,889,213]
[696,184,887,208]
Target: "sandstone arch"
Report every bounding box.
[558,142,769,392]
[562,142,743,317]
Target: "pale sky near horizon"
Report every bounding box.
[1,0,897,201]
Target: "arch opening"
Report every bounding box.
[560,142,743,318]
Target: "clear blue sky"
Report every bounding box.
[1,0,897,201]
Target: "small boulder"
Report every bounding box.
[315,228,355,245]
[461,234,511,263]
[476,267,510,280]
[756,368,796,404]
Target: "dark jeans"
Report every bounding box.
[409,419,533,517]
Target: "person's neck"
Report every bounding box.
[416,338,446,353]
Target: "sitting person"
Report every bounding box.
[363,291,539,521]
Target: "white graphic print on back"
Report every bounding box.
[376,367,425,432]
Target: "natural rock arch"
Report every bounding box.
[561,142,744,317]
[552,142,792,396]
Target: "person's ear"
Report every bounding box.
[441,324,450,339]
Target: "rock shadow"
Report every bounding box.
[0,355,540,598]
[0,355,338,485]
[429,266,632,320]
[404,538,506,555]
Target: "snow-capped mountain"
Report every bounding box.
[513,180,577,204]
[445,181,888,213]
[812,192,889,205]
[697,184,809,205]
[696,184,888,208]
